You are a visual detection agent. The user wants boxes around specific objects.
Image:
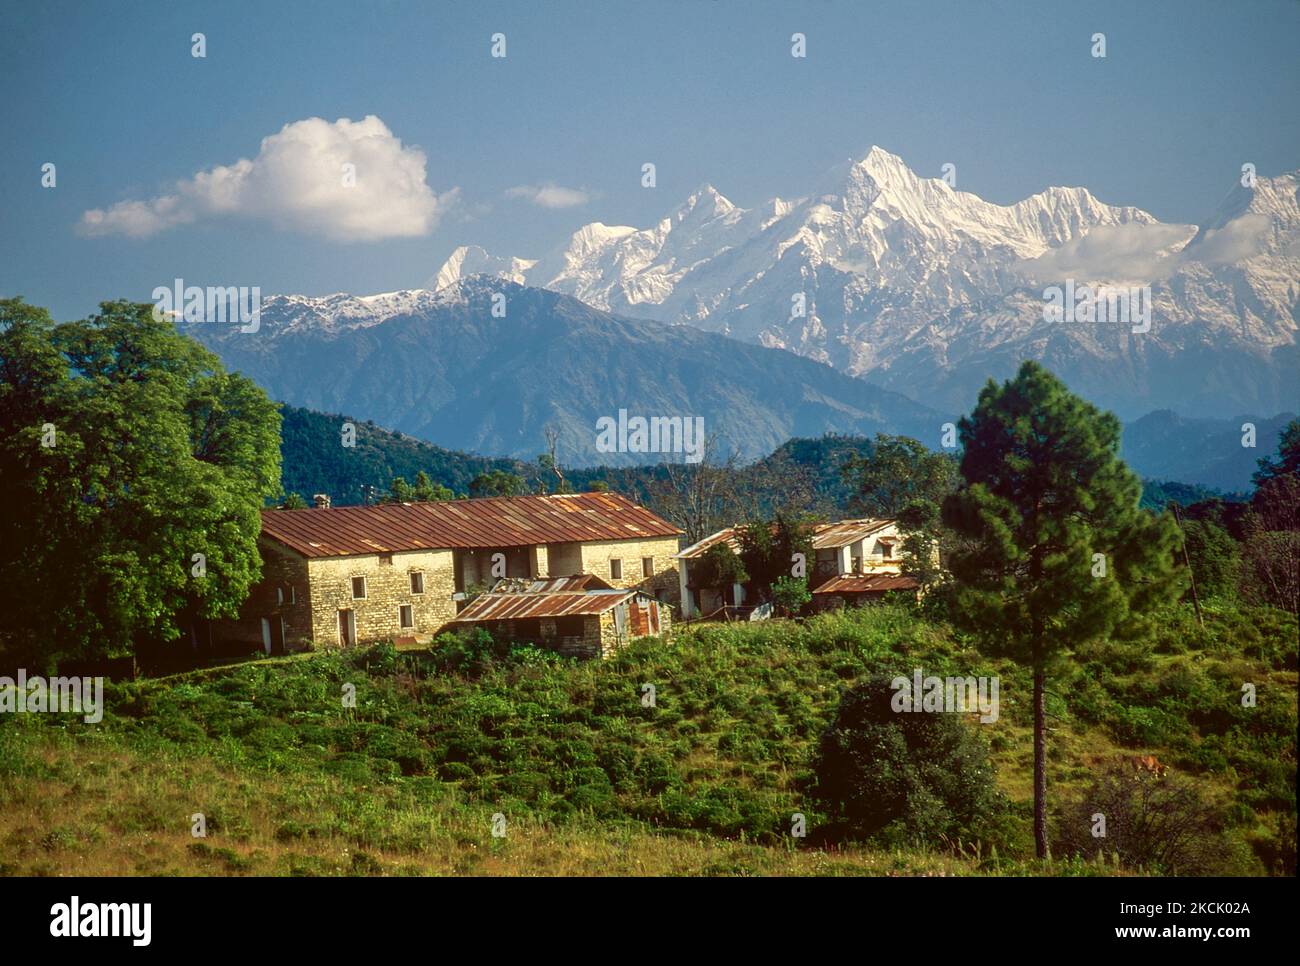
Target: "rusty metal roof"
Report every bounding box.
[676,519,896,559]
[260,492,682,558]
[812,573,919,594]
[451,588,638,621]
[675,527,743,560]
[489,574,616,594]
[809,519,895,549]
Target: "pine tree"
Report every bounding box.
[941,361,1183,858]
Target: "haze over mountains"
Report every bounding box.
[436,147,1299,419]
[184,279,945,467]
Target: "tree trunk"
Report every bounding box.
[1029,507,1048,860]
[1033,660,1048,859]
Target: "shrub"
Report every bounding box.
[771,576,812,617]
[809,675,1003,846]
[1054,766,1251,875]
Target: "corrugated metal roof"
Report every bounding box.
[812,573,919,594]
[809,519,894,549]
[676,519,896,559]
[489,574,616,594]
[260,492,682,558]
[451,588,637,621]
[675,527,743,560]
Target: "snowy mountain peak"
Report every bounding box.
[672,182,738,223]
[432,245,537,291]
[426,149,1297,418]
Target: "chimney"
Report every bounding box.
[313,493,331,509]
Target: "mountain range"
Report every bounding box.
[435,146,1299,419]
[184,279,945,467]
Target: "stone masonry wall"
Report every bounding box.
[307,549,456,646]
[578,536,682,609]
[208,541,311,654]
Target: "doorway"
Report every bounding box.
[338,609,356,647]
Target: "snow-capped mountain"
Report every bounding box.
[436,147,1299,417]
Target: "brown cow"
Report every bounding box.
[1126,754,1168,778]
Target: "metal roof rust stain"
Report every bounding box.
[811,573,919,594]
[259,492,682,558]
[451,588,640,621]
[675,518,896,559]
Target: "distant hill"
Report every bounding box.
[1120,410,1296,492]
[279,405,529,506]
[281,403,1280,511]
[189,278,947,468]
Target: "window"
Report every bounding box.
[881,542,893,559]
[512,618,542,641]
[642,556,654,577]
[288,585,296,604]
[410,571,425,595]
[610,558,623,580]
[276,586,284,605]
[351,576,367,599]
[399,605,414,629]
[556,615,585,637]
[378,553,393,566]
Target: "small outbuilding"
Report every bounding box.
[809,573,920,612]
[448,574,668,659]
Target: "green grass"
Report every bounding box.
[0,600,1294,876]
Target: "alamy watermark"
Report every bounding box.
[0,669,103,723]
[1043,280,1150,334]
[151,278,260,332]
[50,896,150,946]
[595,409,705,464]
[891,668,1000,723]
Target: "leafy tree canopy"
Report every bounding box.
[0,298,281,669]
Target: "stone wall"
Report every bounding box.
[208,541,311,654]
[455,546,532,590]
[307,548,456,646]
[578,536,682,609]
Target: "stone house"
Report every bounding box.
[675,518,914,619]
[211,492,682,653]
[448,574,669,658]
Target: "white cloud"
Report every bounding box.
[505,183,590,209]
[1016,222,1194,285]
[1182,213,1271,266]
[78,195,194,239]
[1017,214,1271,286]
[78,115,455,241]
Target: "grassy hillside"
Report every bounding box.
[2,601,1293,876]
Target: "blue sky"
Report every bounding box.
[2,0,1297,320]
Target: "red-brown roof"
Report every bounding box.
[676,518,897,560]
[490,574,616,594]
[260,492,682,558]
[451,588,638,621]
[812,573,919,594]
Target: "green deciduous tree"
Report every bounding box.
[690,543,749,600]
[843,434,958,588]
[469,469,526,498]
[0,298,281,670]
[1178,518,1238,599]
[737,512,815,602]
[941,361,1182,858]
[842,433,958,518]
[770,575,811,617]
